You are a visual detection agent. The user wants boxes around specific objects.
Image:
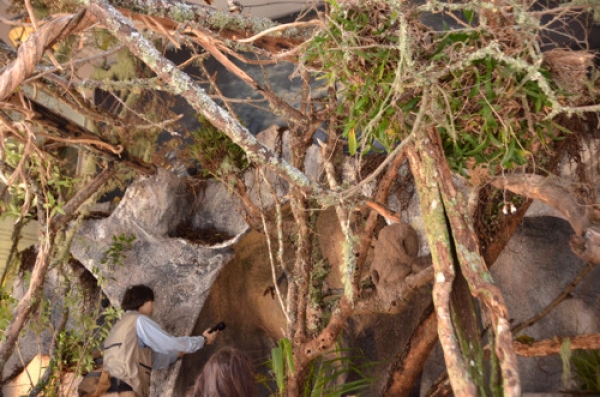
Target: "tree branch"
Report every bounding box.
[407,88,481,397]
[112,0,313,49]
[182,26,310,126]
[86,0,322,196]
[511,261,597,335]
[423,125,520,396]
[383,309,438,396]
[492,174,600,264]
[30,103,156,175]
[491,174,590,234]
[514,333,600,357]
[0,10,95,102]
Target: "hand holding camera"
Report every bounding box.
[202,321,226,345]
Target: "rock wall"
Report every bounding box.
[420,216,600,395]
[70,168,248,397]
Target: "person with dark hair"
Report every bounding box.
[98,284,220,397]
[187,347,257,397]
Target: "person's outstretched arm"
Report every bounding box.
[136,315,205,369]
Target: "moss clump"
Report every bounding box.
[186,116,249,178]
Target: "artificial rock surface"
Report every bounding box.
[419,216,600,395]
[9,133,600,397]
[70,167,247,397]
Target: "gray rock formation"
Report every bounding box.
[70,168,248,397]
[493,216,599,393]
[419,216,600,395]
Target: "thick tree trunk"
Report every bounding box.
[383,308,438,396]
[408,114,520,395]
[407,141,478,397]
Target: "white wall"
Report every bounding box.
[0,216,39,276]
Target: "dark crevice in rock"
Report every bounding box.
[167,223,234,245]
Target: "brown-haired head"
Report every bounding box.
[121,284,154,311]
[188,347,256,397]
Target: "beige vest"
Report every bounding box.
[103,312,152,397]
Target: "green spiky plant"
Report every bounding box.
[265,337,374,397]
[572,349,600,392]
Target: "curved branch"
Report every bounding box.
[492,174,600,264]
[0,10,95,102]
[36,131,123,155]
[491,174,590,235]
[511,261,597,335]
[236,21,322,43]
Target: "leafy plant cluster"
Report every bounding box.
[0,288,17,340]
[44,305,120,390]
[186,116,249,178]
[304,0,583,176]
[572,349,600,392]
[305,0,406,155]
[94,233,136,285]
[2,140,77,219]
[26,238,128,394]
[265,337,373,397]
[40,299,121,394]
[432,30,569,173]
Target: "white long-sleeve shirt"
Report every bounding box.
[134,313,205,369]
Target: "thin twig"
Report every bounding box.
[258,169,290,324]
[236,21,321,43]
[35,131,124,155]
[23,46,125,86]
[511,261,597,335]
[24,0,39,30]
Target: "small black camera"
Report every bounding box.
[208,321,226,333]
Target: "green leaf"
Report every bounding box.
[348,128,358,155]
[464,9,474,24]
[464,134,489,156]
[486,128,503,147]
[501,138,517,168]
[401,97,420,112]
[485,58,495,100]
[271,345,285,392]
[281,338,295,374]
[468,69,481,98]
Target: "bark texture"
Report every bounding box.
[383,309,438,396]
[85,0,321,197]
[0,10,95,101]
[408,115,520,395]
[514,333,600,357]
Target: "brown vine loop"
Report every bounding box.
[0,10,94,102]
